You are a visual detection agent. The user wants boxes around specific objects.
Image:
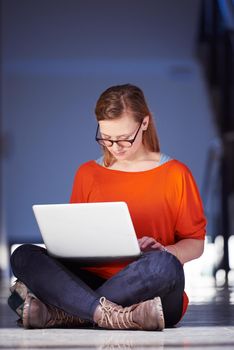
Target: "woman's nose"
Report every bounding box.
[111,141,123,151]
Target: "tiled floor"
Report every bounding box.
[0,276,234,350]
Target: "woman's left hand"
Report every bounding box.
[138,236,165,252]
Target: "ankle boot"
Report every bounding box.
[95,296,165,331]
[22,294,90,329]
[8,280,34,317]
[10,280,29,300]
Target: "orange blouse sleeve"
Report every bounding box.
[174,164,206,242]
[69,166,86,203]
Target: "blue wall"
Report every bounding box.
[2,0,217,243]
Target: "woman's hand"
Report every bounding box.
[138,236,165,252]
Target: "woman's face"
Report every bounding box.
[98,112,148,161]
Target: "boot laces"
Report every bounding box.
[99,297,136,329]
[47,306,85,327]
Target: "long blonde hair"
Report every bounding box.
[95,84,160,167]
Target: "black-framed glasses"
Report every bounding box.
[95,121,143,148]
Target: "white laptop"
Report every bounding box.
[32,202,141,262]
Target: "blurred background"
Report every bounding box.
[0,0,234,304]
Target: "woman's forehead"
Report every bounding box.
[99,118,138,138]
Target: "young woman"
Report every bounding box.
[9,84,206,331]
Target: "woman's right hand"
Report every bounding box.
[138,236,165,252]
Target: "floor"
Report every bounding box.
[0,275,234,350]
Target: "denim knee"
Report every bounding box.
[10,244,43,277]
[143,250,184,288]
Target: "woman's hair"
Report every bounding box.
[95,83,160,167]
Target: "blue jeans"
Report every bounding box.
[10,244,185,327]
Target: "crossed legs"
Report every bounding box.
[10,244,184,327]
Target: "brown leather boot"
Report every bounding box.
[95,296,165,331]
[22,294,90,329]
[8,280,35,318]
[10,280,30,300]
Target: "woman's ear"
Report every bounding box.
[143,116,149,130]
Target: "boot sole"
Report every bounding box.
[153,297,165,331]
[22,294,33,329]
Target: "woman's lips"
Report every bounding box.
[114,151,126,156]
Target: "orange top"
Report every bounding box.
[70,158,206,317]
